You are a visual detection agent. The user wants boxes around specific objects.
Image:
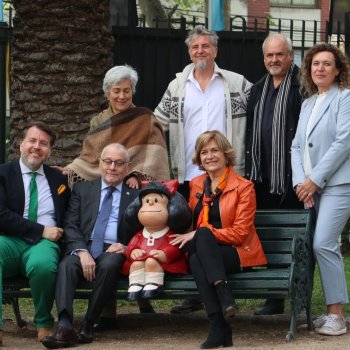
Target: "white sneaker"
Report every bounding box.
[313,314,328,331]
[318,314,347,336]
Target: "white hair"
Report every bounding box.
[102,65,138,96]
[262,33,293,54]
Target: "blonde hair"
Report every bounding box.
[192,130,236,170]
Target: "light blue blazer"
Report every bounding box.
[291,85,350,189]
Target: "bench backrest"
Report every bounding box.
[254,209,315,268]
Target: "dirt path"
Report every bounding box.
[2,310,350,350]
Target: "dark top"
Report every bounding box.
[261,80,280,180]
[63,179,139,254]
[193,193,222,229]
[245,65,303,199]
[0,160,70,245]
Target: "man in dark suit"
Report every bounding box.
[0,122,70,346]
[42,143,139,348]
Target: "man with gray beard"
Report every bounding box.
[155,25,252,202]
[154,25,251,314]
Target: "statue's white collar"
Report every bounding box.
[142,227,169,239]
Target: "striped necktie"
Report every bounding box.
[28,172,38,222]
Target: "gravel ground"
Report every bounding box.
[1,309,350,350]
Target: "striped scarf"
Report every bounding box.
[250,63,294,195]
[196,167,229,228]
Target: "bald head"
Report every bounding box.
[99,143,130,186]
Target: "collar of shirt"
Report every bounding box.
[19,158,45,176]
[100,179,123,193]
[187,67,219,86]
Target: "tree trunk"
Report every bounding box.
[9,0,113,165]
[138,0,169,28]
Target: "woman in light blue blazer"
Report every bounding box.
[291,43,350,336]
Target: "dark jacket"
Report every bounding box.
[63,178,139,254]
[0,160,70,245]
[245,65,302,198]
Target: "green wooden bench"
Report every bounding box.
[2,209,315,342]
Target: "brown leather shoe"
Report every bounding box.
[41,325,78,349]
[0,330,3,347]
[170,298,204,314]
[77,320,93,344]
[37,327,54,342]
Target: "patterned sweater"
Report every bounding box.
[154,63,252,183]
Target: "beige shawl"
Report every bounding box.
[67,106,170,184]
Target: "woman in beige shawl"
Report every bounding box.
[57,65,170,188]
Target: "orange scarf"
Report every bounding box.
[196,167,229,228]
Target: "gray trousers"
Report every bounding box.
[313,184,350,306]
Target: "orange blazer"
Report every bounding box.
[189,167,267,268]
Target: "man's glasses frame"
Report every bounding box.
[100,158,130,168]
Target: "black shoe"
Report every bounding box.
[126,283,144,301]
[77,320,93,344]
[215,281,238,319]
[200,312,233,349]
[138,299,156,313]
[141,284,163,299]
[254,299,284,316]
[41,325,78,349]
[170,298,204,314]
[93,317,118,332]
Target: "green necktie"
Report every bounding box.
[28,172,38,222]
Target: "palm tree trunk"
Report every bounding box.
[9,0,113,165]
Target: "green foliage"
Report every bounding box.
[175,0,203,10]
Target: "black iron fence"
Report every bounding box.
[112,26,266,110]
[133,13,349,58]
[1,10,350,160]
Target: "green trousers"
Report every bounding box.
[0,236,60,330]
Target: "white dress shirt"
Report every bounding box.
[183,68,226,181]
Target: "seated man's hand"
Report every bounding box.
[77,251,96,282]
[106,242,126,254]
[42,227,63,242]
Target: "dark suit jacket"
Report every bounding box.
[63,178,139,254]
[0,160,71,245]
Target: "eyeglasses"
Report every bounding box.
[100,158,130,167]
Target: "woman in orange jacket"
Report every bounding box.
[171,130,266,349]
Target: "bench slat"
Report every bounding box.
[254,210,309,226]
[257,227,305,240]
[261,240,293,253]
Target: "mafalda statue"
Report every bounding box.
[123,180,192,300]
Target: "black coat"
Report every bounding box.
[63,179,139,254]
[0,160,70,245]
[245,65,303,197]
